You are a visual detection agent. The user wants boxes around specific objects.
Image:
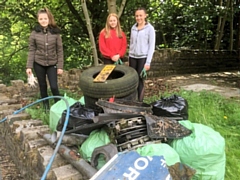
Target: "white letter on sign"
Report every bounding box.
[123,167,140,180]
[147,156,153,161]
[123,156,153,180]
[134,157,149,170]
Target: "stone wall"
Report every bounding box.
[149,49,239,77]
[0,70,82,100]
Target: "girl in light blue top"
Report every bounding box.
[129,7,156,102]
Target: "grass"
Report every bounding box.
[145,89,240,180]
[25,89,83,125]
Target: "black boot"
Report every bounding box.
[43,100,50,112]
[138,87,145,102]
[54,98,60,104]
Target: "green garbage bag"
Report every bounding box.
[79,128,110,169]
[171,120,226,180]
[79,96,85,105]
[49,94,77,132]
[136,143,180,166]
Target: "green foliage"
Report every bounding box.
[25,88,83,125]
[145,90,240,180]
[25,105,50,125]
[150,0,219,49]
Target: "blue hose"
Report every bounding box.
[0,96,70,180]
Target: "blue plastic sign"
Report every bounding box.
[90,151,172,180]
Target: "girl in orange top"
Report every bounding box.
[99,13,127,64]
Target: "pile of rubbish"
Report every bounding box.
[48,94,225,180]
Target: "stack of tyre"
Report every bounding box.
[79,65,139,114]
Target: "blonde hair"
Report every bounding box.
[37,7,57,27]
[102,13,123,38]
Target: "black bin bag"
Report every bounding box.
[57,102,95,131]
[151,95,188,120]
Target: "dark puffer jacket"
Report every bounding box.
[26,25,64,69]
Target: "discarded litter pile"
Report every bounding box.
[48,94,226,180]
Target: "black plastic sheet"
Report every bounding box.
[57,102,95,131]
[151,95,188,120]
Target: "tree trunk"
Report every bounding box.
[214,0,223,50]
[107,0,117,14]
[106,0,127,19]
[237,0,240,51]
[81,0,99,66]
[118,0,127,18]
[229,0,233,50]
[214,0,231,50]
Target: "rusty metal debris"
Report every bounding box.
[145,114,192,139]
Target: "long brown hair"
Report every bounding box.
[102,13,123,38]
[37,7,57,27]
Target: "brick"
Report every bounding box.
[0,85,7,93]
[23,139,49,174]
[0,93,8,100]
[52,164,83,180]
[0,109,16,119]
[37,146,68,180]
[0,104,22,111]
[7,113,31,125]
[0,99,18,105]
[13,119,43,134]
[19,125,50,143]
[25,138,48,152]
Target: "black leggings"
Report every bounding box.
[34,62,60,102]
[102,57,114,64]
[129,57,146,101]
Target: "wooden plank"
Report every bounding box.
[93,65,116,82]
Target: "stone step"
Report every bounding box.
[0,85,6,93]
[0,109,17,119]
[19,125,50,144]
[12,119,43,135]
[0,104,22,111]
[6,113,31,125]
[2,113,85,180]
[0,92,17,105]
[0,92,8,99]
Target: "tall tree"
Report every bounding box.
[81,0,98,66]
[229,0,233,50]
[237,0,240,62]
[214,0,231,50]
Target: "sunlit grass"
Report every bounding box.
[145,89,240,180]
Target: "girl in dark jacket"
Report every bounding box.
[26,7,64,110]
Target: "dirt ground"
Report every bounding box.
[0,70,239,179]
[144,70,240,99]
